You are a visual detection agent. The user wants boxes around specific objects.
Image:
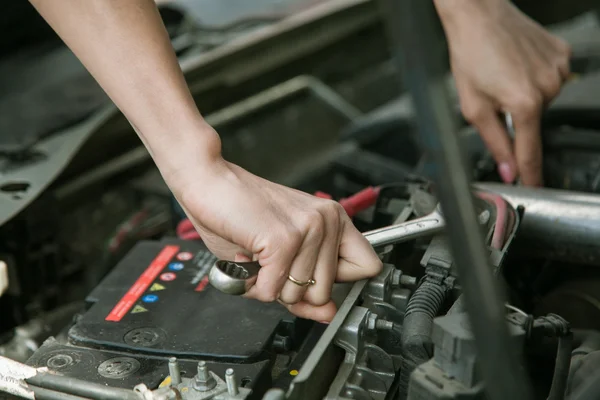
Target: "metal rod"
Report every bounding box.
[26,373,140,400]
[168,357,182,386]
[225,368,239,396]
[380,0,532,399]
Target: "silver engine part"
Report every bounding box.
[477,183,600,265]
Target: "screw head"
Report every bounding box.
[478,210,491,225]
[367,313,378,330]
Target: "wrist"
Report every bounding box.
[143,118,224,186]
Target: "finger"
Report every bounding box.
[512,97,544,186]
[473,110,517,184]
[554,38,572,81]
[245,229,302,303]
[279,242,321,304]
[303,203,343,306]
[280,299,337,323]
[279,212,325,304]
[336,217,382,282]
[458,85,517,183]
[535,69,562,105]
[473,107,517,183]
[234,253,252,262]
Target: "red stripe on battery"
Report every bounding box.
[106,245,180,322]
[195,276,210,292]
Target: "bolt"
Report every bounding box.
[367,313,378,330]
[193,361,217,392]
[391,270,402,286]
[367,312,394,331]
[197,361,209,380]
[168,357,181,386]
[375,320,394,330]
[400,274,417,286]
[226,368,239,396]
[479,210,491,225]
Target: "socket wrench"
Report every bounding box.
[208,205,445,295]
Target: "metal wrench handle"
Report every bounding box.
[208,207,445,295]
[364,210,444,248]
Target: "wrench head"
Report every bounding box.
[208,260,261,296]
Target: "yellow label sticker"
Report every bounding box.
[159,376,172,388]
[131,305,148,314]
[150,283,166,292]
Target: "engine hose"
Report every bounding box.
[548,333,573,400]
[30,386,91,400]
[26,373,140,400]
[398,277,448,399]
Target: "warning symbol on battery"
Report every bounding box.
[160,272,176,282]
[131,305,148,314]
[176,252,193,261]
[150,283,166,292]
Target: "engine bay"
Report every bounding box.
[2,1,600,399]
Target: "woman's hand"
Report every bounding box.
[436,0,571,186]
[165,132,382,322]
[28,0,382,323]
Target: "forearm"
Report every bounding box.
[29,0,221,173]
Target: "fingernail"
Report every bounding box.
[498,163,515,183]
[319,321,330,325]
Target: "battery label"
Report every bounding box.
[190,251,217,285]
[195,276,210,292]
[105,245,180,322]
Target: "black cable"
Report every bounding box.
[548,333,573,400]
[30,385,91,400]
[26,373,140,400]
[398,275,449,399]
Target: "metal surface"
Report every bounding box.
[363,205,445,248]
[381,0,532,399]
[476,183,600,265]
[209,207,445,295]
[208,260,261,296]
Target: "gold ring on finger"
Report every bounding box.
[287,275,316,287]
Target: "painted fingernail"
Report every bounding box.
[498,163,515,183]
